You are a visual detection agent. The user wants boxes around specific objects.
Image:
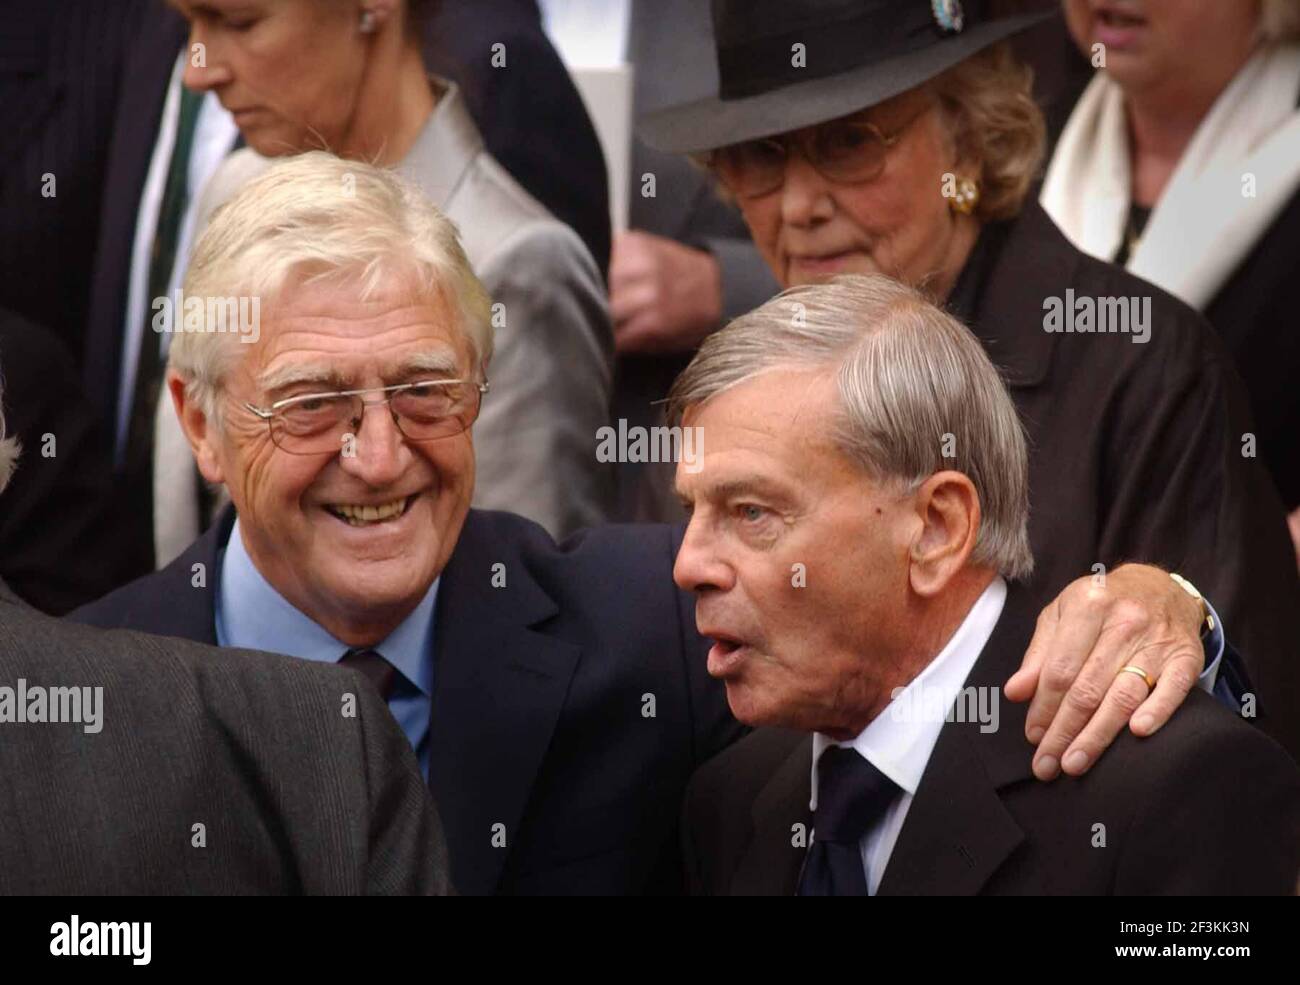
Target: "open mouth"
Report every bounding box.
[704,631,752,677]
[324,495,415,527]
[1097,8,1145,29]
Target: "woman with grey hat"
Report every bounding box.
[642,0,1300,762]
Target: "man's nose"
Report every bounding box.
[180,25,233,93]
[673,516,736,594]
[779,154,835,228]
[337,403,410,487]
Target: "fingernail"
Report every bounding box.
[1134,714,1154,734]
[1033,754,1058,780]
[1063,749,1089,773]
[1026,726,1044,744]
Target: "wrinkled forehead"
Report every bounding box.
[242,276,472,386]
[675,368,853,494]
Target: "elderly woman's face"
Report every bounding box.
[1063,1,1262,90]
[727,91,972,294]
[175,0,373,157]
[204,275,476,637]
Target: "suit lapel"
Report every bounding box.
[732,734,813,896]
[876,725,1027,895]
[878,588,1043,895]
[402,80,480,208]
[428,513,581,895]
[150,506,232,646]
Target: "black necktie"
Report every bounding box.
[798,746,900,896]
[339,649,399,702]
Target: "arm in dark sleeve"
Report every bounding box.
[353,677,456,896]
[699,236,783,324]
[1096,305,1300,761]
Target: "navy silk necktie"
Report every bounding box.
[798,746,900,896]
[340,648,398,702]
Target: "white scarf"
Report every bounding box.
[1041,43,1300,311]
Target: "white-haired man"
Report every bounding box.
[77,155,1238,895]
[0,375,451,894]
[675,276,1300,895]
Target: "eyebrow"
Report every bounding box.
[256,348,464,396]
[677,476,797,506]
[257,363,350,395]
[391,349,462,380]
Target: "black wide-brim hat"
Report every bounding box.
[640,0,1053,154]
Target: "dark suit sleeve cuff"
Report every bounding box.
[697,237,782,323]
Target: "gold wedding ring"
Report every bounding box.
[1117,665,1156,690]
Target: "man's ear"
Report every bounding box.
[168,371,225,485]
[907,470,980,597]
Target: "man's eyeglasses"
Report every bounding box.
[243,378,489,455]
[707,105,928,200]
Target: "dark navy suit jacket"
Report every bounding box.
[72,508,743,895]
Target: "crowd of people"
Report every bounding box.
[0,0,1298,896]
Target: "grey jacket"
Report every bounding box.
[0,582,453,894]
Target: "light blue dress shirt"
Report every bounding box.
[214,519,438,777]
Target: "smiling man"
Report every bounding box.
[672,276,1300,895]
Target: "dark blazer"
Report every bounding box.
[72,508,744,895]
[0,308,138,613]
[0,581,452,894]
[948,203,1300,762]
[684,586,1300,896]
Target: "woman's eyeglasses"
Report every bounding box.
[707,105,928,199]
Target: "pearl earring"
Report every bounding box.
[359,9,377,33]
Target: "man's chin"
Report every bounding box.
[315,568,433,627]
[724,680,778,728]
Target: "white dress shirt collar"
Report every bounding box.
[811,576,1007,810]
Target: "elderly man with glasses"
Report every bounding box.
[75,152,1246,896]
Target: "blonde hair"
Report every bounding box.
[667,274,1034,581]
[927,42,1047,222]
[172,151,492,419]
[1260,0,1300,43]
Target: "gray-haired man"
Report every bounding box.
[675,275,1300,895]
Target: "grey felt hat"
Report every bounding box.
[640,0,1052,154]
